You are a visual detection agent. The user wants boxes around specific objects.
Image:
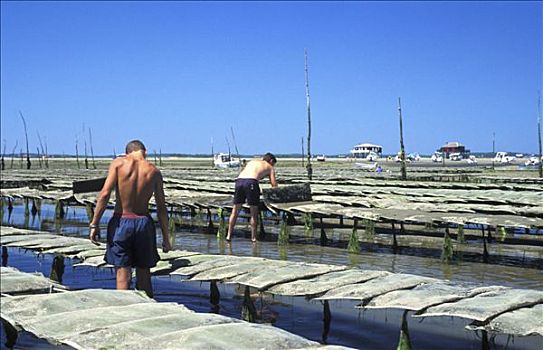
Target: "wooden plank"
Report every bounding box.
[72,177,106,194]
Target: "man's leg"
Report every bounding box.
[227,204,242,241]
[135,267,153,298]
[249,205,259,242]
[116,267,132,290]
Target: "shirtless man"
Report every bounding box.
[89,140,171,298]
[226,153,278,242]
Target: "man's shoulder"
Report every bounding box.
[144,161,161,177]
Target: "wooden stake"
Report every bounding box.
[537,91,542,177]
[397,98,407,180]
[304,49,313,180]
[89,127,96,169]
[19,111,31,169]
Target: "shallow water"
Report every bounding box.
[1,203,542,350]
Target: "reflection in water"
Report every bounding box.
[1,246,7,267]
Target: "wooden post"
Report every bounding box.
[2,246,8,267]
[31,199,38,216]
[392,223,398,250]
[258,211,266,238]
[301,136,305,167]
[75,137,80,169]
[1,319,18,348]
[347,218,360,253]
[482,225,489,263]
[0,139,5,171]
[396,310,412,350]
[319,216,328,246]
[538,91,542,178]
[49,255,65,283]
[89,128,97,169]
[304,49,313,180]
[241,286,257,322]
[397,98,407,180]
[206,208,215,234]
[278,213,289,245]
[9,140,17,169]
[23,197,29,218]
[322,300,331,343]
[210,281,220,306]
[19,111,31,170]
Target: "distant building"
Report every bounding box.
[350,143,382,159]
[438,141,470,158]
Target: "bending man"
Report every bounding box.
[227,153,278,242]
[89,140,171,298]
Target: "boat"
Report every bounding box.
[431,152,443,162]
[493,152,515,164]
[466,155,478,164]
[213,153,240,169]
[350,143,382,160]
[525,156,542,166]
[316,155,326,162]
[449,152,463,161]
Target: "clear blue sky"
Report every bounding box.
[1,1,542,156]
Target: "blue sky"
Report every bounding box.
[1,1,541,156]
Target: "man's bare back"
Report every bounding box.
[89,141,171,298]
[113,156,159,215]
[238,159,277,186]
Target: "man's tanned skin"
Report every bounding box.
[227,154,277,242]
[89,142,171,297]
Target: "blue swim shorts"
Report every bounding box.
[233,178,260,206]
[105,213,160,269]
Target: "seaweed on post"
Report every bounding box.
[23,197,30,218]
[364,219,375,242]
[55,200,65,220]
[303,212,313,237]
[168,213,176,238]
[457,224,465,243]
[347,218,360,254]
[216,207,227,239]
[277,213,289,246]
[396,310,412,350]
[195,207,204,229]
[85,203,94,223]
[441,226,454,263]
[497,226,507,242]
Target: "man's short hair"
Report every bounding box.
[125,140,146,154]
[263,152,277,165]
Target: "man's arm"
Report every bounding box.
[154,170,172,252]
[89,159,119,244]
[269,166,278,188]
